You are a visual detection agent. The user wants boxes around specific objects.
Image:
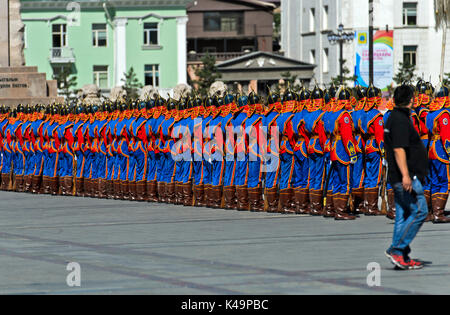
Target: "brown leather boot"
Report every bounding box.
[15,175,24,192]
[265,187,279,213]
[98,179,107,198]
[334,193,356,220]
[42,176,51,194]
[173,182,182,205]
[23,175,32,193]
[323,190,335,218]
[49,177,59,196]
[203,184,212,207]
[309,190,323,216]
[157,182,165,203]
[294,188,309,214]
[352,188,365,215]
[75,177,84,197]
[424,190,432,222]
[105,180,114,199]
[84,178,91,197]
[135,181,146,201]
[113,180,122,200]
[2,173,11,191]
[147,180,158,202]
[193,184,204,207]
[122,180,130,200]
[248,186,263,212]
[92,178,100,198]
[210,185,223,209]
[129,181,137,201]
[166,182,175,204]
[365,187,382,216]
[236,185,249,211]
[0,174,5,190]
[432,193,450,223]
[67,176,74,196]
[279,188,295,214]
[386,189,396,220]
[223,186,237,210]
[182,182,193,206]
[31,175,41,194]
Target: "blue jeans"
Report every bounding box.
[388,178,428,256]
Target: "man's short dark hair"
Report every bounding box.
[394,85,414,107]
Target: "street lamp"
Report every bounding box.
[327,24,355,85]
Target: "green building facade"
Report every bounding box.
[21,0,190,95]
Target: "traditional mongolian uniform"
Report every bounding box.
[361,87,384,215]
[262,94,281,212]
[304,87,327,215]
[292,90,310,214]
[325,88,358,220]
[246,93,264,212]
[426,87,450,223]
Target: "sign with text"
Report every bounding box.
[355,30,394,91]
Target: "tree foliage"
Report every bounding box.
[53,66,78,103]
[193,53,222,96]
[122,67,143,100]
[393,62,416,85]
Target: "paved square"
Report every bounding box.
[0,191,449,295]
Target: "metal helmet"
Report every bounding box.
[436,84,450,98]
[311,86,324,100]
[338,87,352,101]
[248,92,260,105]
[299,88,311,101]
[237,94,248,108]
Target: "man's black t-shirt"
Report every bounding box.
[384,107,429,184]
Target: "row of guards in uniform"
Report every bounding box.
[0,81,449,223]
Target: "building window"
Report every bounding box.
[322,5,329,30]
[309,8,316,32]
[144,22,159,46]
[52,24,67,48]
[323,48,329,72]
[92,23,107,47]
[310,49,316,64]
[204,12,243,33]
[145,64,160,87]
[403,3,417,26]
[93,65,109,89]
[403,45,417,66]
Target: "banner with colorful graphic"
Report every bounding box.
[355,30,394,91]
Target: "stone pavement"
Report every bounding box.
[0,190,449,295]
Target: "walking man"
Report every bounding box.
[384,84,429,270]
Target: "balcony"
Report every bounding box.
[187,51,249,63]
[49,47,76,64]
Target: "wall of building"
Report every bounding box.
[22,6,186,92]
[282,0,450,87]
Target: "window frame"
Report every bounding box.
[93,65,109,89]
[92,23,108,47]
[309,8,316,32]
[203,11,244,33]
[143,22,160,46]
[144,64,160,88]
[52,23,67,48]
[402,2,417,26]
[403,45,418,66]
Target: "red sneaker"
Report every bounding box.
[407,259,424,270]
[386,253,410,270]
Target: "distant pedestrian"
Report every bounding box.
[384,84,429,270]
